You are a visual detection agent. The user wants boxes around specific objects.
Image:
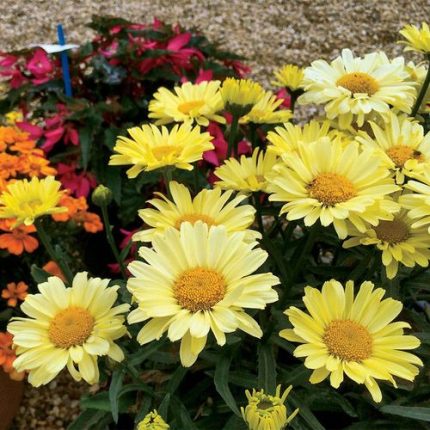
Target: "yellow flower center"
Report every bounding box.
[308,173,356,206]
[386,145,423,167]
[336,72,379,96]
[246,174,266,188]
[173,267,226,312]
[374,219,410,243]
[48,307,94,349]
[174,213,217,229]
[324,319,372,362]
[152,145,180,160]
[19,198,43,211]
[178,100,205,114]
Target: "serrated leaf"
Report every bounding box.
[30,264,51,284]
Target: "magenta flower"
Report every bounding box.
[57,163,97,198]
[26,49,55,85]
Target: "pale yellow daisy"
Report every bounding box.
[281,279,423,402]
[214,148,278,193]
[133,181,259,243]
[148,81,225,126]
[266,139,400,239]
[8,272,129,387]
[109,122,213,177]
[240,90,292,124]
[344,208,430,278]
[399,23,430,54]
[272,64,304,91]
[298,49,416,128]
[355,113,430,183]
[0,176,66,227]
[137,410,169,430]
[127,222,279,367]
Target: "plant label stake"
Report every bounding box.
[57,24,73,97]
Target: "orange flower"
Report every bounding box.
[9,139,36,153]
[42,260,66,282]
[0,332,25,380]
[18,153,57,177]
[0,153,19,179]
[0,222,38,255]
[52,194,88,222]
[1,281,28,307]
[80,212,103,233]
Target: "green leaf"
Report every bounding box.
[109,367,125,423]
[223,415,247,430]
[67,409,110,430]
[380,405,430,422]
[158,393,171,418]
[171,396,199,430]
[166,366,188,394]
[30,264,51,284]
[127,338,166,366]
[214,354,241,416]
[289,394,325,430]
[257,343,277,394]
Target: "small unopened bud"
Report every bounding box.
[92,185,113,207]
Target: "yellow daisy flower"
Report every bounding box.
[400,170,430,231]
[298,49,416,128]
[266,139,400,239]
[148,81,225,126]
[0,176,66,227]
[240,90,292,124]
[344,208,430,279]
[109,122,213,178]
[220,78,265,116]
[399,23,430,54]
[8,272,129,387]
[280,279,423,402]
[267,120,342,157]
[241,385,299,430]
[355,113,430,184]
[137,410,169,430]
[133,181,260,243]
[272,64,304,91]
[127,222,279,367]
[214,148,278,193]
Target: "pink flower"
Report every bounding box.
[26,49,55,85]
[203,122,251,166]
[276,88,291,109]
[195,69,213,83]
[16,121,44,139]
[223,60,251,78]
[99,41,119,58]
[0,54,27,88]
[57,163,97,198]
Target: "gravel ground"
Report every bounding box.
[1,0,429,84]
[2,1,430,429]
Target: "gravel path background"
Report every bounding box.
[2,1,430,428]
[1,0,429,84]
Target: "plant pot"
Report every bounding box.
[0,369,24,430]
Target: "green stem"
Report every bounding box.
[35,218,73,285]
[100,204,127,279]
[252,193,265,235]
[162,168,173,199]
[412,55,430,117]
[227,115,240,158]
